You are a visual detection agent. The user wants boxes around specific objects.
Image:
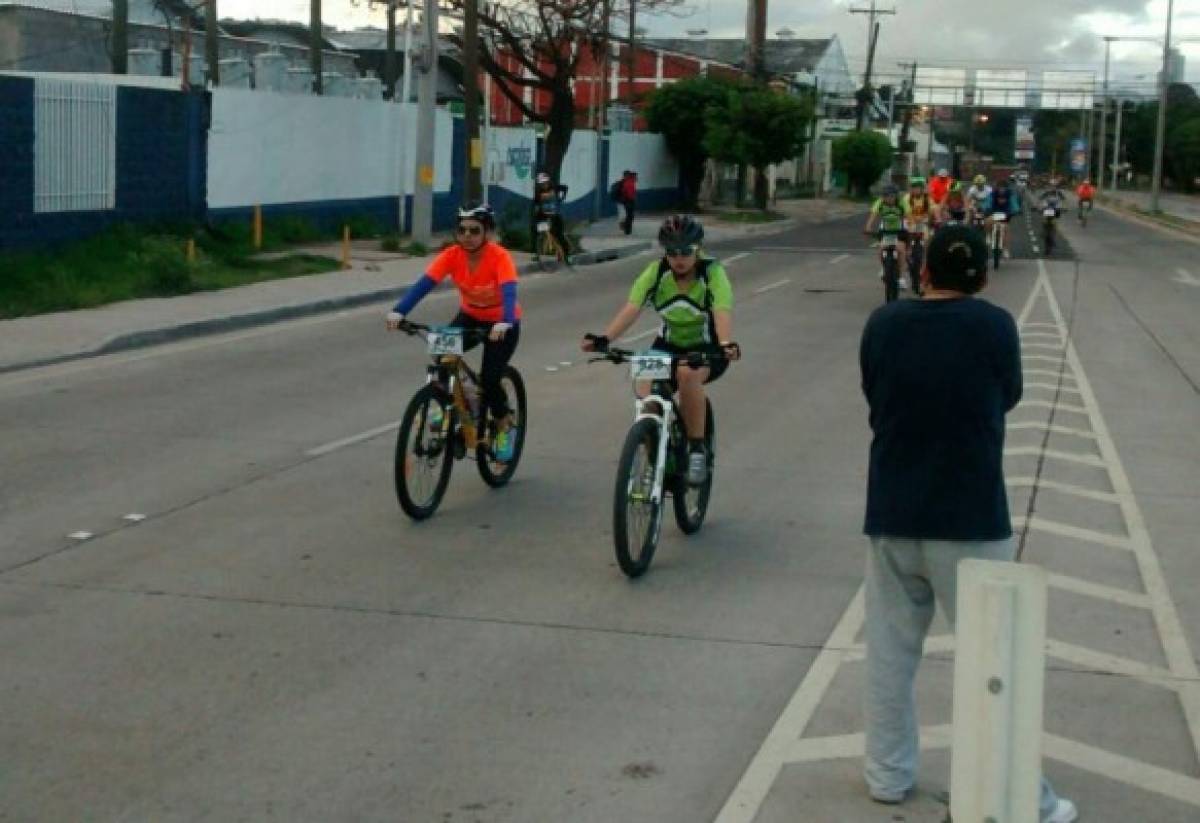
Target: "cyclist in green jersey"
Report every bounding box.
[864,184,910,284]
[582,215,740,485]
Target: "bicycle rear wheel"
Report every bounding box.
[672,400,714,534]
[537,231,560,271]
[476,366,528,487]
[394,384,455,520]
[613,418,664,578]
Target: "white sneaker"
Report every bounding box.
[1043,798,1078,823]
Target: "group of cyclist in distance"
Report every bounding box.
[862,168,1096,298]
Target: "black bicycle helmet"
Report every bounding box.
[457,202,495,229]
[657,215,704,248]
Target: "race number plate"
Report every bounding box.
[630,353,673,381]
[880,234,899,247]
[427,328,464,356]
[992,212,1007,222]
[1043,207,1057,218]
[536,221,551,232]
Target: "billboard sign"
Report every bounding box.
[1015,117,1035,160]
[1070,137,1087,174]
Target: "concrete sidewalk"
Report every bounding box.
[0,237,648,374]
[1100,189,1200,223]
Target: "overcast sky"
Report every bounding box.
[220,0,1200,89]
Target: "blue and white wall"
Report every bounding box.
[0,73,206,250]
[0,73,682,250]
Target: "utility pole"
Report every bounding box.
[411,0,439,244]
[592,0,613,221]
[897,61,917,151]
[462,0,483,202]
[311,0,324,94]
[385,2,397,100]
[1112,98,1124,190]
[1099,37,1113,191]
[112,0,129,74]
[205,0,219,86]
[1150,0,1174,213]
[626,0,637,106]
[849,1,895,130]
[746,0,768,81]
[397,0,416,235]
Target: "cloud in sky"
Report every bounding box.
[219,0,1199,86]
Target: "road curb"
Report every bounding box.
[1096,199,1200,247]
[0,241,653,376]
[515,239,651,274]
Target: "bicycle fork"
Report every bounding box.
[634,396,674,505]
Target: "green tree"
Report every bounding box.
[832,130,893,197]
[702,87,813,210]
[1167,118,1200,192]
[644,75,740,211]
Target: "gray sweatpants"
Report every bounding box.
[864,535,1063,818]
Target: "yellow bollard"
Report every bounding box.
[186,238,196,264]
[253,204,263,250]
[341,225,352,270]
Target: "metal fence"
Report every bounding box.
[33,78,116,213]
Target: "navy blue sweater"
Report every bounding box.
[860,297,1022,541]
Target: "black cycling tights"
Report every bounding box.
[450,311,520,420]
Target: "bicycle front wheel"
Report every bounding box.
[394,384,455,520]
[476,366,528,487]
[537,232,560,271]
[613,418,664,578]
[883,255,899,303]
[673,400,714,534]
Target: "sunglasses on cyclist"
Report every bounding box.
[665,245,697,258]
[456,224,485,237]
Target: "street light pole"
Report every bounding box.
[411,0,439,244]
[1099,37,1113,191]
[1150,0,1174,213]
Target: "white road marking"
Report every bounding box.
[1046,573,1153,610]
[305,422,399,457]
[1006,477,1118,504]
[1015,398,1089,414]
[1024,381,1083,395]
[1006,420,1097,440]
[1023,367,1077,381]
[545,366,559,372]
[829,253,850,264]
[1023,341,1067,352]
[122,513,147,523]
[1023,322,1062,331]
[68,531,93,541]
[716,265,1200,819]
[753,278,792,295]
[1022,331,1065,341]
[1023,354,1065,365]
[1012,515,1135,551]
[559,361,572,367]
[1175,268,1200,287]
[1004,446,1105,467]
[723,252,753,265]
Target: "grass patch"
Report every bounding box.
[0,223,339,319]
[710,209,788,223]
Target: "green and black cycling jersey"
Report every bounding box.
[628,257,734,349]
[871,199,906,234]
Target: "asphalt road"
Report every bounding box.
[1,207,1197,822]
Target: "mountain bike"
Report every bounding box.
[868,231,902,304]
[989,212,1008,270]
[393,321,527,520]
[593,346,726,578]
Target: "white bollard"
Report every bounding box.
[950,559,1048,823]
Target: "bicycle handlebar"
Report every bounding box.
[396,320,490,342]
[591,346,731,369]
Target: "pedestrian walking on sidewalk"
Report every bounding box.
[857,224,1077,823]
[617,170,638,235]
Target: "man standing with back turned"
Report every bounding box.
[858,225,1077,822]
